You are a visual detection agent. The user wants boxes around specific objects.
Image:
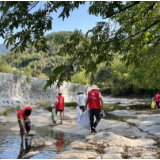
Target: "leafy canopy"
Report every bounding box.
[1,1,160,88]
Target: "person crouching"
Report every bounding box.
[17,106,32,141]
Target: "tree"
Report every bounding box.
[1,1,160,89]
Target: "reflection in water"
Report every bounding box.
[0,127,79,159]
[55,132,64,154]
[17,139,30,159]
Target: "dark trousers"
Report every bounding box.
[79,106,85,113]
[18,118,31,135]
[89,109,101,129]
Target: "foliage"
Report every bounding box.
[65,102,77,109]
[26,75,32,83]
[2,1,159,88]
[13,69,22,83]
[0,57,13,73]
[3,106,20,116]
[36,99,53,111]
[1,31,73,79]
[71,70,90,85]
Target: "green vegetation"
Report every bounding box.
[3,105,21,116]
[1,31,160,97]
[103,113,134,122]
[1,2,160,90]
[36,100,53,112]
[65,102,77,109]
[0,57,12,74]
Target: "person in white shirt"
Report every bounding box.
[77,91,86,113]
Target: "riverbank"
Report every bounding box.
[0,101,160,159]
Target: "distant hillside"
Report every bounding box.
[0,44,12,55]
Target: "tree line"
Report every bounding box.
[0,31,159,98]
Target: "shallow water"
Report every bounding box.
[0,125,81,159]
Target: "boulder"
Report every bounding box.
[29,134,56,148]
[21,151,39,159]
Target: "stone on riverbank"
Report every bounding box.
[21,151,39,159]
[29,134,56,148]
[49,150,99,159]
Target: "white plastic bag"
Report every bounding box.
[76,106,82,120]
[76,109,90,130]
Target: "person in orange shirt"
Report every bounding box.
[54,91,65,124]
[17,106,32,141]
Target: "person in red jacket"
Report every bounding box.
[85,85,104,133]
[54,91,65,124]
[17,106,32,141]
[154,92,160,111]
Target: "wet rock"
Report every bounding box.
[108,110,137,117]
[21,151,39,158]
[28,130,37,136]
[29,134,56,148]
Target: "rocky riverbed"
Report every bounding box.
[0,101,160,159]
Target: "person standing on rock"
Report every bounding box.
[54,91,65,124]
[154,92,160,111]
[85,85,104,133]
[77,91,86,113]
[17,106,32,141]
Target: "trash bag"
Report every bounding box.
[51,108,54,121]
[151,101,155,109]
[76,106,82,120]
[76,109,90,130]
[51,107,57,123]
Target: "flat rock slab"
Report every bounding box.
[108,110,137,117]
[85,132,156,148]
[49,150,99,159]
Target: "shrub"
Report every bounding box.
[65,102,77,109]
[3,107,18,116]
[36,100,53,111]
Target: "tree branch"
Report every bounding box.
[28,1,39,12]
[102,1,141,19]
[120,19,160,43]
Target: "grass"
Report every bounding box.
[104,104,151,112]
[103,113,135,122]
[65,102,77,109]
[36,100,53,112]
[3,105,21,116]
[103,104,151,122]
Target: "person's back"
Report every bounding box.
[155,93,160,102]
[77,91,86,112]
[85,85,104,133]
[88,89,101,110]
[54,92,65,124]
[56,95,65,110]
[154,92,160,111]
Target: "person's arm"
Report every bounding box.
[53,98,58,108]
[85,98,88,110]
[20,115,27,135]
[76,96,79,106]
[99,97,104,110]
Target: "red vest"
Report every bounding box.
[155,93,160,102]
[17,106,32,120]
[88,89,101,110]
[56,95,64,110]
